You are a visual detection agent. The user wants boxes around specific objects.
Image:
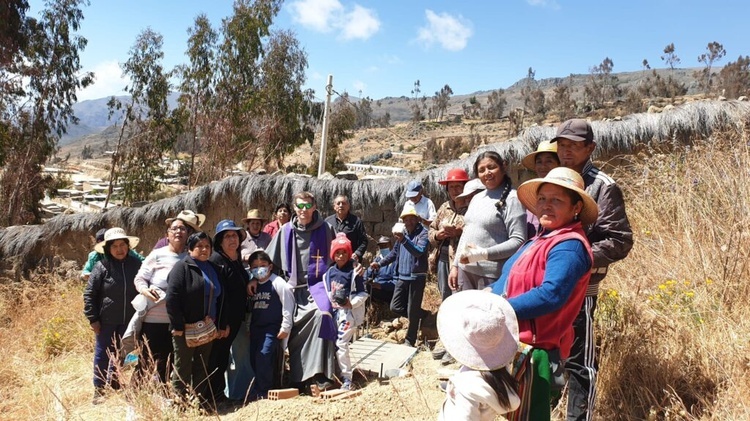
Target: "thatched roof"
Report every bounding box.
[1,99,749,275]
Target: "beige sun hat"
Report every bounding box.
[521,140,558,171]
[165,210,205,232]
[94,227,140,254]
[241,209,265,223]
[437,290,519,371]
[516,167,599,226]
[456,178,486,199]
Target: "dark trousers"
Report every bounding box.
[390,275,426,345]
[249,328,279,397]
[93,323,126,389]
[565,296,598,421]
[172,334,213,399]
[134,322,173,385]
[207,318,242,399]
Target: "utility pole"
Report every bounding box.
[317,74,333,177]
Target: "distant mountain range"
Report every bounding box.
[61,68,701,148]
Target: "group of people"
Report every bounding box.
[82,117,632,420]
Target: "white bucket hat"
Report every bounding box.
[437,290,519,371]
[456,178,486,199]
[94,227,140,254]
[165,210,205,232]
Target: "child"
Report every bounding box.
[437,290,520,421]
[247,250,295,400]
[323,233,368,390]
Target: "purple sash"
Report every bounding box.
[283,222,337,341]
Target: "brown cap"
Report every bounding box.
[551,119,594,144]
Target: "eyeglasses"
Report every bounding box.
[295,202,314,210]
[169,226,188,233]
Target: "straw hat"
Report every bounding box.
[521,140,558,171]
[437,290,519,371]
[516,167,598,226]
[94,227,140,254]
[456,178,486,199]
[241,209,265,223]
[165,210,205,232]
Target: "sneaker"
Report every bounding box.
[438,380,448,392]
[441,352,456,366]
[431,347,446,360]
[340,379,354,391]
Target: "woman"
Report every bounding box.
[207,219,254,403]
[521,140,560,238]
[167,232,226,406]
[83,228,141,404]
[262,203,291,238]
[241,209,272,263]
[449,151,527,292]
[490,167,597,421]
[429,168,470,301]
[132,210,203,385]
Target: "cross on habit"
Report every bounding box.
[311,249,324,278]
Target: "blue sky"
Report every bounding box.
[27,0,750,102]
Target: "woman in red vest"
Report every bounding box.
[490,167,598,421]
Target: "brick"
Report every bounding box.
[267,388,300,400]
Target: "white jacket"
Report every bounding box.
[438,369,520,421]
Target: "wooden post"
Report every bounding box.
[317,74,334,177]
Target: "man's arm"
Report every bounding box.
[590,183,633,268]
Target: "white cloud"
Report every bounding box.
[526,0,560,9]
[288,0,343,32]
[77,60,129,101]
[416,10,473,52]
[352,80,367,94]
[288,0,380,40]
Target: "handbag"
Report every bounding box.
[184,277,218,348]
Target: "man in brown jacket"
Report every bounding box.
[551,119,633,421]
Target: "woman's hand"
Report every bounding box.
[220,326,230,339]
[247,279,258,296]
[448,266,459,291]
[459,244,488,264]
[90,321,101,335]
[141,287,160,302]
[277,331,289,340]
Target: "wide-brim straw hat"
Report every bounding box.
[437,290,519,371]
[516,167,598,226]
[521,140,558,171]
[165,210,205,232]
[94,227,140,254]
[241,209,265,223]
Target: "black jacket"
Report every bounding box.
[209,251,250,328]
[325,212,369,259]
[166,256,225,331]
[83,254,142,325]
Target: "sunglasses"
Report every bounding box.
[295,202,314,210]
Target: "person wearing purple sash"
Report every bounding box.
[265,191,337,391]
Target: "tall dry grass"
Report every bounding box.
[595,124,750,420]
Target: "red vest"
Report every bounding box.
[505,223,593,359]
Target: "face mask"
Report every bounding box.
[251,266,270,280]
[379,248,390,257]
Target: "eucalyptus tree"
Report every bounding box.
[697,42,726,94]
[106,28,178,206]
[0,0,93,225]
[176,14,218,188]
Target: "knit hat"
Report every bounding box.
[437,290,519,371]
[330,232,353,260]
[94,227,140,254]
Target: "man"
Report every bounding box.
[363,235,398,304]
[403,180,437,228]
[370,207,429,348]
[240,209,272,263]
[325,195,368,262]
[265,192,337,391]
[551,118,634,421]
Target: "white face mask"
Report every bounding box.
[251,266,270,280]
[379,248,390,257]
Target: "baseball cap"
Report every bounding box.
[405,180,423,198]
[551,118,594,144]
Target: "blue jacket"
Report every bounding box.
[379,224,429,281]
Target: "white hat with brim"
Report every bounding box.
[456,178,486,199]
[516,167,598,226]
[165,210,205,232]
[521,140,558,171]
[94,227,140,254]
[437,290,519,371]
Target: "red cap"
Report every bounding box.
[330,232,353,260]
[438,168,470,185]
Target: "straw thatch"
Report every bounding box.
[1,100,749,276]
